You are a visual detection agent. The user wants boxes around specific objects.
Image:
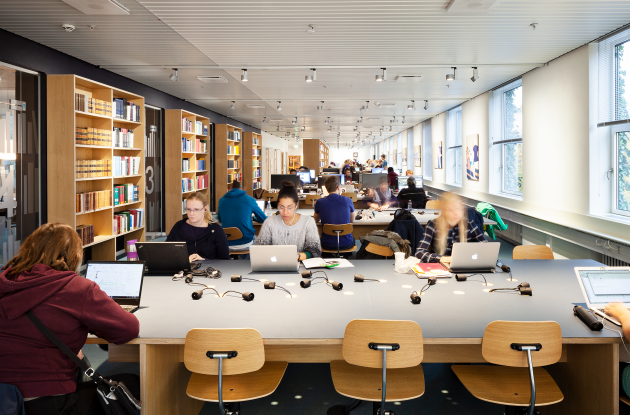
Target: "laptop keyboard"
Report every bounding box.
[120,305,138,313]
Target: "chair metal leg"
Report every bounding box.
[525,348,536,415]
[218,357,226,415]
[381,349,387,413]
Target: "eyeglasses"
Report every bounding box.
[186,208,205,214]
[278,205,296,212]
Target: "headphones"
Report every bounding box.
[489,282,532,296]
[353,274,380,283]
[191,286,255,301]
[301,270,343,291]
[496,262,513,280]
[174,267,222,283]
[231,275,292,297]
[410,276,437,304]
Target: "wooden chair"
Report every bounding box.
[452,321,563,415]
[262,191,277,207]
[305,194,321,208]
[184,328,288,415]
[342,192,357,202]
[513,245,554,260]
[365,243,394,259]
[353,183,362,189]
[330,319,424,415]
[223,227,250,257]
[425,200,442,209]
[321,224,356,258]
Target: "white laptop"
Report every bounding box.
[250,245,299,272]
[256,200,265,210]
[443,242,501,273]
[575,266,630,326]
[342,185,355,193]
[86,261,145,312]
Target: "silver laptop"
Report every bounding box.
[444,242,501,273]
[250,245,299,272]
[86,261,145,313]
[575,267,630,326]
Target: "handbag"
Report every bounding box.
[25,311,142,415]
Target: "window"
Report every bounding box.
[422,120,432,180]
[613,127,630,216]
[446,106,462,185]
[616,39,630,121]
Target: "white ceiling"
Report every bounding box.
[1,0,630,146]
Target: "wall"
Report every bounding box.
[328,146,371,168]
[260,132,289,190]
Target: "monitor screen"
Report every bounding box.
[398,176,423,190]
[317,174,345,188]
[310,169,316,179]
[270,174,300,189]
[371,167,384,174]
[360,173,388,189]
[323,168,340,173]
[578,269,630,305]
[86,262,144,299]
[298,172,311,183]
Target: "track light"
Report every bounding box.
[471,67,479,82]
[317,101,325,110]
[402,116,405,124]
[390,117,396,123]
[328,126,332,132]
[375,68,387,82]
[277,101,282,110]
[262,117,267,124]
[446,67,456,81]
[424,100,429,110]
[389,126,392,131]
[301,126,306,132]
[169,68,179,82]
[358,117,363,123]
[230,101,236,110]
[276,126,280,132]
[292,117,297,124]
[408,100,415,110]
[305,68,317,82]
[241,69,248,82]
[325,117,330,124]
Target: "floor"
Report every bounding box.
[83,236,515,415]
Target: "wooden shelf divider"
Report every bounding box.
[214,124,243,209]
[243,132,262,196]
[304,139,329,176]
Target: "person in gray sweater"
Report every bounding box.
[256,181,321,261]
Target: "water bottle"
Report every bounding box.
[407,200,412,210]
[127,239,138,261]
[264,200,272,216]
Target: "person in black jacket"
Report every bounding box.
[397,177,428,209]
[166,191,230,261]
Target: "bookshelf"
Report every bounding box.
[288,155,301,171]
[303,139,329,175]
[214,124,243,209]
[165,110,211,232]
[243,132,262,196]
[47,75,146,261]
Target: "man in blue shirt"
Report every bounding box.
[381,154,388,169]
[313,175,356,257]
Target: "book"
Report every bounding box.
[302,258,355,269]
[76,190,112,213]
[411,263,451,278]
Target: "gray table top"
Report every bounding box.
[134,259,616,341]
[298,194,370,201]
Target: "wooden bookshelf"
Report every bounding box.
[243,132,262,196]
[165,110,211,232]
[214,124,243,209]
[47,75,146,260]
[303,139,329,175]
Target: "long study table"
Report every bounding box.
[90,259,621,415]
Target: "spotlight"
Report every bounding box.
[230,101,236,110]
[305,68,317,82]
[471,67,479,82]
[241,69,248,82]
[292,117,297,124]
[358,117,363,123]
[446,67,456,81]
[424,100,429,110]
[169,68,179,82]
[325,117,330,124]
[375,68,387,82]
[402,116,405,124]
[276,126,280,132]
[408,100,415,110]
[301,126,306,132]
[277,101,282,110]
[328,126,332,132]
[390,117,396,123]
[262,117,267,124]
[389,126,392,131]
[317,101,325,110]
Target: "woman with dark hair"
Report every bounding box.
[397,176,428,208]
[0,223,140,414]
[255,181,321,261]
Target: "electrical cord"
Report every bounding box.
[597,314,630,355]
[172,267,222,282]
[466,273,488,286]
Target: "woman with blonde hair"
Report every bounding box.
[166,191,230,261]
[415,192,486,263]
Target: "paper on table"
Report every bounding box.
[302,258,355,269]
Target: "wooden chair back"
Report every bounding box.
[223,227,244,241]
[322,224,353,237]
[482,321,562,368]
[353,183,362,189]
[262,192,278,202]
[342,319,423,369]
[365,243,394,258]
[512,245,554,260]
[342,192,357,202]
[184,328,264,376]
[305,194,321,206]
[425,200,442,209]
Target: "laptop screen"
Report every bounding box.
[578,269,630,304]
[86,262,144,299]
[256,200,265,210]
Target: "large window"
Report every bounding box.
[614,130,630,215]
[446,106,462,185]
[616,39,630,121]
[422,120,432,180]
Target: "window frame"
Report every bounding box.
[612,124,630,217]
[496,79,523,196]
[446,105,463,186]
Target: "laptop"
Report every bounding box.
[342,185,355,193]
[575,267,630,326]
[443,242,501,273]
[250,245,299,272]
[137,241,192,274]
[256,200,265,211]
[86,261,145,313]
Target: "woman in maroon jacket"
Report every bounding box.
[0,223,140,413]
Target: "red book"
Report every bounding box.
[411,263,451,277]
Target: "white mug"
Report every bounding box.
[395,252,405,264]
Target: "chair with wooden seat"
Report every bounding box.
[262,191,277,210]
[305,194,321,208]
[342,192,357,202]
[425,200,442,209]
[353,183,362,189]
[513,245,554,260]
[365,243,394,259]
[223,227,250,257]
[329,319,424,415]
[321,224,356,258]
[184,328,288,415]
[452,321,563,415]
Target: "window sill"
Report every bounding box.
[587,212,630,226]
[447,182,463,188]
[488,191,523,201]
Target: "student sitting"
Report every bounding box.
[405,169,414,176]
[387,167,399,190]
[313,176,356,256]
[166,191,230,261]
[416,192,486,263]
[256,181,321,261]
[0,223,140,414]
[344,169,353,184]
[398,177,428,209]
[217,180,267,254]
[365,159,375,168]
[369,177,395,211]
[290,168,304,187]
[604,303,630,341]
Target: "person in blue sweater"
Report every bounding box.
[217,180,267,255]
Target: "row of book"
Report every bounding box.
[75,93,112,117]
[227,160,240,169]
[76,190,112,213]
[75,128,112,146]
[253,159,261,167]
[113,98,141,122]
[228,131,241,142]
[182,118,194,133]
[182,158,191,172]
[227,145,240,155]
[253,149,261,156]
[182,175,209,193]
[182,138,207,153]
[253,137,260,145]
[253,181,262,190]
[113,127,135,148]
[76,224,95,246]
[113,156,141,177]
[253,169,261,178]
[76,160,112,178]
[114,209,144,235]
[114,184,139,206]
[319,161,326,168]
[228,172,242,183]
[197,160,206,171]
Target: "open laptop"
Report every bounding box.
[250,245,299,272]
[442,242,501,273]
[86,261,145,313]
[256,200,265,211]
[137,241,193,274]
[575,267,630,326]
